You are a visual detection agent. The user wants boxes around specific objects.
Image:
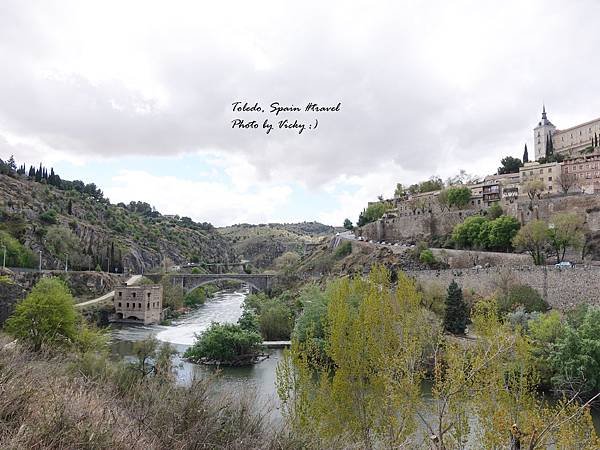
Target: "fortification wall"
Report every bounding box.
[359,210,479,243]
[407,266,600,310]
[359,193,600,245]
[430,248,531,268]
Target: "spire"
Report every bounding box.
[523,143,529,163]
[541,104,547,120]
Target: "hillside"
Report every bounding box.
[0,172,234,273]
[218,222,340,268]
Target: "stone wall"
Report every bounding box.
[407,265,600,310]
[11,271,125,300]
[359,193,600,246]
[0,277,26,327]
[359,210,479,243]
[430,248,531,268]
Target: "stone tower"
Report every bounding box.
[533,105,556,161]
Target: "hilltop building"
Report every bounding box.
[113,284,163,325]
[534,106,600,160]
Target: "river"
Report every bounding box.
[109,287,600,440]
[110,287,283,415]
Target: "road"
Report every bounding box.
[75,274,142,308]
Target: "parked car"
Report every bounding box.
[555,261,573,268]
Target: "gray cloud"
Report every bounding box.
[2,0,600,187]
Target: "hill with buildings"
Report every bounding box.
[0,159,234,274]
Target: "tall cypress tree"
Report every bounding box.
[523,143,529,163]
[443,280,468,335]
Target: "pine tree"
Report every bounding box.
[67,199,73,215]
[443,280,468,334]
[7,155,16,170]
[28,165,35,177]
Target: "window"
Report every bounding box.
[147,302,150,308]
[118,292,122,297]
[548,168,552,173]
[548,185,553,190]
[548,177,552,181]
[126,302,129,308]
[132,292,136,298]
[118,302,121,307]
[147,292,151,298]
[138,303,141,308]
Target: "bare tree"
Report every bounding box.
[556,172,578,194]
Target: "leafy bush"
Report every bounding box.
[183,322,263,365]
[452,215,520,251]
[549,307,600,397]
[498,284,548,314]
[258,301,293,340]
[39,209,58,224]
[334,241,352,258]
[357,201,393,226]
[183,288,207,307]
[0,230,35,267]
[419,248,436,265]
[5,278,81,351]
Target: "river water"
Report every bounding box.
[110,287,283,414]
[110,287,600,439]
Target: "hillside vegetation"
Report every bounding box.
[0,161,234,273]
[218,222,338,269]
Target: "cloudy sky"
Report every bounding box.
[2,0,600,226]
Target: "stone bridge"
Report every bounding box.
[147,273,276,293]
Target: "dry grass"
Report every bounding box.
[0,335,307,449]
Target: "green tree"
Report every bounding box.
[487,202,503,219]
[277,267,433,448]
[547,212,586,263]
[5,278,78,351]
[497,156,523,174]
[394,182,407,198]
[183,287,206,307]
[343,218,353,230]
[443,280,467,334]
[452,215,488,248]
[183,322,263,365]
[497,284,548,314]
[437,189,451,212]
[446,186,471,209]
[357,201,393,226]
[550,307,600,397]
[487,215,520,251]
[0,230,35,267]
[512,219,548,265]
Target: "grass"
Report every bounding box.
[0,334,310,449]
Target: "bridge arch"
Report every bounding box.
[148,273,275,294]
[185,277,261,293]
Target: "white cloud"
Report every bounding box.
[104,169,293,227]
[3,0,600,225]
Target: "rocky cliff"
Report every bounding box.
[218,222,339,269]
[0,174,235,273]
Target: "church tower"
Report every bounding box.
[533,105,556,161]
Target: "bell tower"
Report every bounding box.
[533,105,556,161]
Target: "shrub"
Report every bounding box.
[334,241,352,258]
[0,230,35,267]
[258,301,293,340]
[5,278,78,351]
[39,209,58,224]
[184,288,206,307]
[419,248,436,265]
[498,284,548,314]
[183,322,263,365]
